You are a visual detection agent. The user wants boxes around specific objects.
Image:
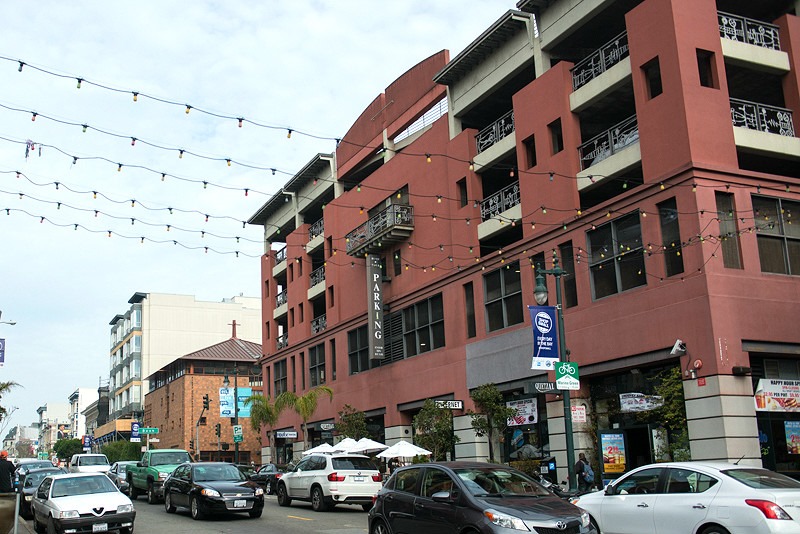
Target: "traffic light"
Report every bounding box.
[215,423,221,437]
[189,440,194,450]
[202,394,210,410]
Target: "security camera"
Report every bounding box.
[670,339,686,356]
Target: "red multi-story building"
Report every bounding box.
[249,0,800,482]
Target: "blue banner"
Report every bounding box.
[528,306,559,369]
[0,338,5,367]
[219,387,253,418]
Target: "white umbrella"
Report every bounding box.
[302,442,334,455]
[377,440,431,459]
[331,437,359,452]
[350,437,389,454]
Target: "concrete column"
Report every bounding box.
[453,414,488,462]
[384,425,412,445]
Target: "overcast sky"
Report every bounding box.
[0,1,512,435]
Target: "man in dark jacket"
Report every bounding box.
[0,451,15,492]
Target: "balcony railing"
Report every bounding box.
[275,246,287,263]
[276,333,288,351]
[311,314,327,335]
[571,31,630,91]
[345,204,414,255]
[476,110,514,154]
[719,12,781,50]
[308,218,324,242]
[480,182,520,221]
[275,289,287,308]
[310,265,325,287]
[579,115,640,170]
[730,98,795,136]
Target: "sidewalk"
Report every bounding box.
[6,516,34,534]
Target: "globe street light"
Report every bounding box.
[0,310,16,325]
[533,253,577,491]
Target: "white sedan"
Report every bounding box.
[31,472,135,534]
[572,462,800,534]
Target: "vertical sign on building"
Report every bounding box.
[367,254,384,360]
[0,338,4,367]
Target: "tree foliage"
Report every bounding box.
[101,440,142,463]
[336,404,368,440]
[467,383,517,462]
[244,394,282,463]
[275,385,334,451]
[645,367,690,461]
[413,399,460,461]
[0,381,20,424]
[53,439,83,461]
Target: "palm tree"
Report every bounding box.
[0,381,20,422]
[244,394,282,464]
[275,385,334,452]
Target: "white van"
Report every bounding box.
[69,453,111,473]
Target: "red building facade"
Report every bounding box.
[249,0,800,482]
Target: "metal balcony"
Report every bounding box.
[579,115,640,170]
[308,218,324,242]
[275,289,287,308]
[719,12,780,50]
[310,266,325,287]
[311,314,327,335]
[571,32,630,91]
[476,110,514,154]
[480,182,520,221]
[345,204,414,256]
[730,98,795,136]
[275,246,287,263]
[276,333,288,351]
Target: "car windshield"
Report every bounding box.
[723,468,800,489]
[454,466,551,497]
[25,471,59,487]
[52,476,118,497]
[23,462,53,472]
[117,465,129,474]
[151,452,191,466]
[79,456,109,466]
[332,458,377,470]
[194,464,246,482]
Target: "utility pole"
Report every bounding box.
[195,394,210,461]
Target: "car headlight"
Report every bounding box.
[57,510,80,519]
[117,504,133,513]
[24,496,32,502]
[201,488,221,497]
[483,509,530,531]
[580,509,590,528]
[158,472,169,479]
[255,488,264,496]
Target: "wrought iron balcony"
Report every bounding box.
[275,289,287,308]
[311,314,327,335]
[571,31,630,91]
[476,110,514,154]
[579,115,639,170]
[275,246,287,263]
[308,218,324,242]
[310,265,325,287]
[480,182,520,221]
[719,12,780,50]
[730,98,795,136]
[345,204,414,256]
[276,333,288,351]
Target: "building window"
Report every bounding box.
[457,178,468,208]
[659,198,684,276]
[464,282,476,339]
[274,360,287,396]
[484,261,524,332]
[559,242,578,308]
[299,352,305,390]
[291,356,296,392]
[642,57,663,99]
[753,195,800,275]
[588,212,646,299]
[309,343,325,386]
[716,192,742,269]
[393,251,402,276]
[328,287,335,308]
[348,325,372,375]
[299,303,304,324]
[548,119,563,154]
[523,134,537,168]
[132,308,142,328]
[696,49,717,89]
[330,339,337,381]
[403,294,445,356]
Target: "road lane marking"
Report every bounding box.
[287,515,314,521]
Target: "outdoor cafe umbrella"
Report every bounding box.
[302,442,335,455]
[331,437,359,452]
[350,437,389,454]
[377,440,431,459]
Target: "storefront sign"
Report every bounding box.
[276,431,297,439]
[571,405,587,423]
[619,392,664,413]
[528,306,559,370]
[530,381,560,394]
[507,398,538,426]
[367,254,384,360]
[319,423,336,431]
[435,400,464,410]
[755,379,800,412]
[601,433,626,473]
[786,421,800,454]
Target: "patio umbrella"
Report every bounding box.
[350,437,389,454]
[377,440,431,459]
[331,437,359,452]
[302,442,335,455]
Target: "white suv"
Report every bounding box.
[276,453,382,512]
[69,454,110,474]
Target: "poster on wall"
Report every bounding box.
[754,379,800,412]
[507,398,538,426]
[619,392,664,412]
[601,433,626,473]
[786,421,800,454]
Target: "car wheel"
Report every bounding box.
[701,527,731,534]
[276,483,292,507]
[128,482,139,500]
[311,486,328,512]
[590,517,601,534]
[164,492,176,513]
[265,480,272,495]
[249,508,263,518]
[370,518,390,534]
[190,496,206,520]
[147,483,159,504]
[46,516,57,534]
[32,513,44,534]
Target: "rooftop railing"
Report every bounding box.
[571,31,630,91]
[476,110,514,154]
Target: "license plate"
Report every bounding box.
[234,499,246,508]
[93,524,108,532]
[353,476,364,482]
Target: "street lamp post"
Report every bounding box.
[534,253,577,491]
[223,363,240,464]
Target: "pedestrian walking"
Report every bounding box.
[574,452,593,492]
[0,451,15,493]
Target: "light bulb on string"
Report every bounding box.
[185,105,192,114]
[287,129,292,138]
[426,153,431,163]
[18,61,24,72]
[161,173,166,181]
[132,92,138,102]
[30,113,37,122]
[238,118,243,128]
[226,159,231,167]
[179,150,184,159]
[76,78,82,89]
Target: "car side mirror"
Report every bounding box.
[604,484,615,496]
[431,491,454,503]
[136,462,143,468]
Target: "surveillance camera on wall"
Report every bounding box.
[671,339,686,356]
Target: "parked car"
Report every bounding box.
[369,461,593,534]
[250,463,285,495]
[276,453,382,512]
[571,461,800,534]
[30,472,135,534]
[68,453,111,474]
[107,461,138,495]
[235,463,257,480]
[163,461,264,520]
[17,467,65,519]
[14,460,56,491]
[127,448,192,504]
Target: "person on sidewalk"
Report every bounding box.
[0,451,15,493]
[574,452,593,492]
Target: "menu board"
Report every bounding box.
[601,433,626,473]
[755,379,800,412]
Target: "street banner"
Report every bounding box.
[506,398,538,426]
[237,387,252,418]
[130,422,141,443]
[0,338,5,367]
[367,254,385,360]
[219,387,253,417]
[528,306,559,370]
[601,433,626,473]
[755,379,800,412]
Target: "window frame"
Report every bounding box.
[483,261,524,333]
[587,212,646,300]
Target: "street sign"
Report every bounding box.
[571,405,587,423]
[149,438,160,443]
[435,400,464,410]
[139,427,159,434]
[555,362,580,390]
[233,424,243,443]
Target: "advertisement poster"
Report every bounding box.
[786,421,800,454]
[754,379,800,412]
[219,387,253,418]
[528,306,559,370]
[601,433,626,473]
[507,398,538,426]
[619,392,664,413]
